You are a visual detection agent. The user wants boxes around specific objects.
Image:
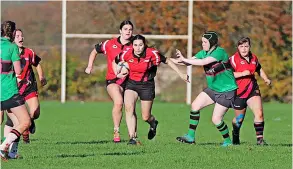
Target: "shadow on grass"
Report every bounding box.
[264,143,292,147]
[55,140,128,145]
[103,151,145,156]
[197,142,292,147]
[56,153,95,158]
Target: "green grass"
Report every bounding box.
[2,101,292,169]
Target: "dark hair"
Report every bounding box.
[132,34,146,45]
[237,37,251,47]
[202,31,218,47]
[1,21,16,40]
[119,20,133,30]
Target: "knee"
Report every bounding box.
[142,113,151,121]
[113,100,123,110]
[124,104,134,115]
[23,119,31,130]
[191,102,200,111]
[32,106,41,119]
[254,110,264,120]
[233,114,245,127]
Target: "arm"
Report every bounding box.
[13,61,22,75]
[233,70,251,78]
[36,64,47,86]
[169,58,192,66]
[166,58,189,83]
[258,68,271,85]
[175,49,217,66]
[85,49,98,74]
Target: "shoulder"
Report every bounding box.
[214,46,227,54]
[24,47,35,54]
[251,53,258,60]
[10,43,18,49]
[147,47,158,53]
[195,50,205,57]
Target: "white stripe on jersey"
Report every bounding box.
[120,50,128,61]
[230,55,236,69]
[103,40,109,54]
[152,50,159,65]
[28,48,35,63]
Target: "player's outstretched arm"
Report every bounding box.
[85,48,98,74]
[175,49,217,66]
[166,58,189,83]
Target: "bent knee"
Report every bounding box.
[142,114,151,121]
[124,105,134,114]
[113,102,123,110]
[22,120,31,130]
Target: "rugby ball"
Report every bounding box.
[116,61,129,75]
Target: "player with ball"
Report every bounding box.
[114,34,189,145]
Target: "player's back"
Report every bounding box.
[0,37,20,101]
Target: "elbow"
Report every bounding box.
[15,68,22,75]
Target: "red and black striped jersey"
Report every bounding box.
[117,48,166,82]
[230,52,261,96]
[18,47,41,94]
[95,37,132,80]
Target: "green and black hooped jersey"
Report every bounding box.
[0,37,20,101]
[195,46,237,92]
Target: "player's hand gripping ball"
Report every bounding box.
[116,61,129,76]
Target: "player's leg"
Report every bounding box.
[211,90,236,147]
[0,111,3,125]
[5,111,20,159]
[231,97,247,145]
[176,89,215,144]
[212,103,231,147]
[140,100,158,140]
[138,82,158,140]
[124,89,138,144]
[25,94,40,131]
[0,95,31,160]
[106,83,124,142]
[4,113,19,138]
[247,95,267,145]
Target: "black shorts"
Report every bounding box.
[106,78,127,89]
[203,88,236,108]
[233,86,261,110]
[1,94,25,111]
[125,79,155,101]
[20,81,38,100]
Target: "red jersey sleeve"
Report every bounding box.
[114,49,129,64]
[150,49,166,66]
[27,48,41,67]
[254,56,262,72]
[95,40,110,54]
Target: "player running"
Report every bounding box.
[172,31,238,147]
[4,29,47,144]
[114,34,189,145]
[208,37,271,145]
[85,20,134,143]
[0,21,31,161]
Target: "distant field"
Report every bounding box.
[2,101,292,169]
